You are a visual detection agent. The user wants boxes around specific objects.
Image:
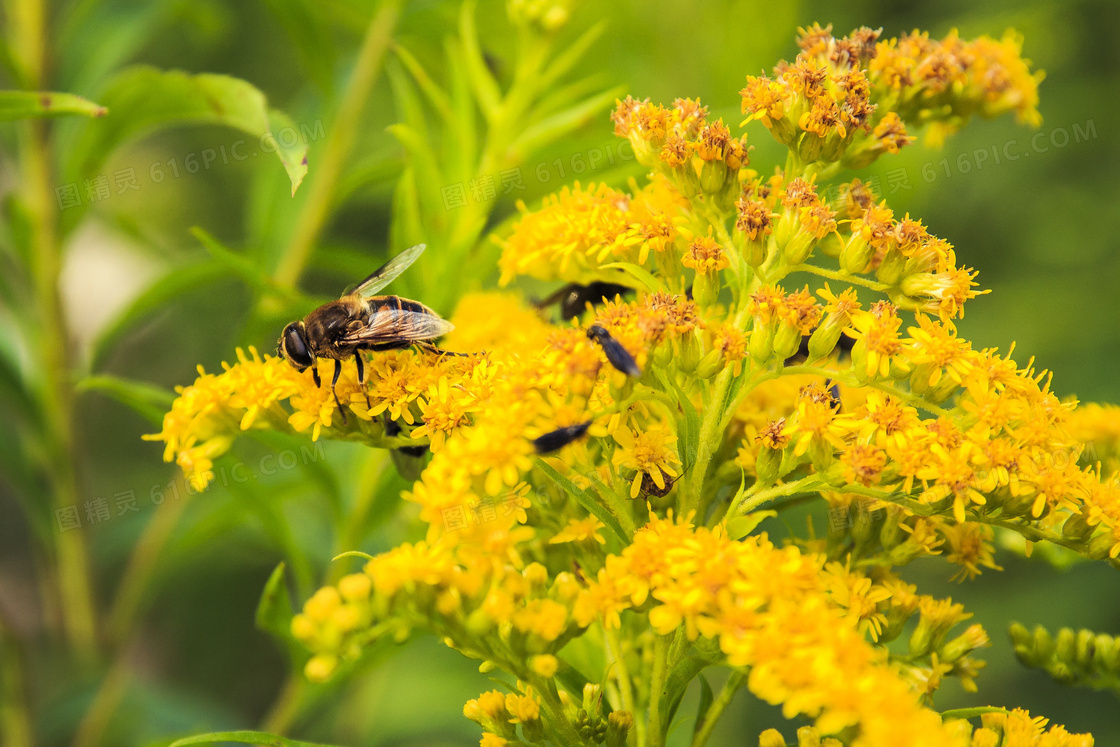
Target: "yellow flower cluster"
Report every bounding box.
[740,24,1042,164]
[496,175,687,288]
[148,23,1105,747]
[574,516,965,747]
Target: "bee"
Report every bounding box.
[278,243,460,422]
[587,325,641,378]
[537,282,633,319]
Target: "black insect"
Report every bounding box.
[537,282,633,319]
[587,325,641,378]
[532,421,593,455]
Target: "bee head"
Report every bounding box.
[279,321,314,371]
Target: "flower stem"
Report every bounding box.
[647,634,670,747]
[19,35,98,660]
[271,1,401,291]
[690,671,745,747]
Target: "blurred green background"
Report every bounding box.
[1,0,1117,745]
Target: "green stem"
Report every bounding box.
[781,263,891,292]
[605,627,642,747]
[260,673,307,736]
[71,656,128,747]
[0,618,34,747]
[105,484,190,647]
[729,474,825,518]
[17,3,99,659]
[647,634,670,747]
[690,671,745,747]
[271,1,401,290]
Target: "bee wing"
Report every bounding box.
[346,243,426,298]
[337,307,455,346]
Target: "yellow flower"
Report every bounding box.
[550,517,606,544]
[612,421,681,498]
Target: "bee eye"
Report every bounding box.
[281,323,314,369]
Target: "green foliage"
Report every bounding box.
[0,0,1117,745]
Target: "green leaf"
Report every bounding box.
[255,563,294,644]
[691,672,714,740]
[71,67,308,194]
[259,0,336,96]
[168,731,343,747]
[725,510,778,541]
[535,458,630,544]
[660,655,710,728]
[537,21,607,91]
[88,259,229,372]
[190,227,302,303]
[76,375,175,426]
[392,44,451,121]
[660,372,700,469]
[458,0,501,120]
[0,90,106,120]
[599,262,666,293]
[511,85,626,159]
[332,550,375,563]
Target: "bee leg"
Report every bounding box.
[354,352,371,408]
[416,341,472,358]
[312,365,322,388]
[331,358,348,426]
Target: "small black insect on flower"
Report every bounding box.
[533,421,593,454]
[587,325,641,378]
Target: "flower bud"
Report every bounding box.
[783,232,815,264]
[796,725,822,747]
[876,248,907,287]
[692,270,719,308]
[755,445,781,486]
[749,323,775,363]
[839,233,873,274]
[699,159,727,194]
[759,729,788,747]
[695,348,724,379]
[606,711,633,747]
[807,322,843,361]
[773,323,803,361]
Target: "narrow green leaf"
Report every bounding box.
[168,731,343,747]
[691,672,714,739]
[190,227,301,303]
[660,655,710,727]
[538,21,607,91]
[386,123,445,225]
[0,90,106,120]
[392,43,451,121]
[76,375,175,426]
[458,0,501,119]
[332,550,376,563]
[535,458,629,544]
[599,262,666,293]
[255,563,294,644]
[510,85,626,159]
[725,511,778,541]
[444,37,478,187]
[89,260,229,371]
[661,372,701,469]
[71,67,308,194]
